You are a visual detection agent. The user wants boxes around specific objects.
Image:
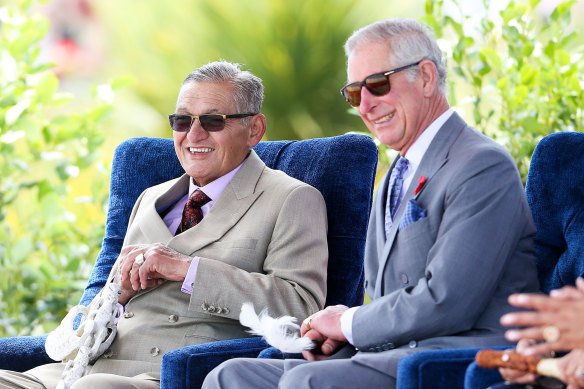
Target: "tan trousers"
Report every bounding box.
[0,364,160,389]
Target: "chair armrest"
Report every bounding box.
[464,358,508,389]
[257,346,302,360]
[396,347,488,389]
[160,337,269,389]
[0,335,54,372]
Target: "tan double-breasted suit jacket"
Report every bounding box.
[90,150,328,376]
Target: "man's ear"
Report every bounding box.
[247,114,266,147]
[419,60,437,97]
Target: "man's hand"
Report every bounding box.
[300,305,349,361]
[118,243,192,304]
[498,344,584,388]
[558,349,584,388]
[498,340,539,385]
[501,278,584,355]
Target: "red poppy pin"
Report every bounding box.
[414,175,426,196]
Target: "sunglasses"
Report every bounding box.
[168,113,258,132]
[340,61,421,107]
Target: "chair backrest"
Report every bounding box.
[525,131,584,293]
[80,134,378,309]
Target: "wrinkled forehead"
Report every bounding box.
[347,41,394,82]
[175,81,236,113]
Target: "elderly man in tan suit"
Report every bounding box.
[0,61,328,389]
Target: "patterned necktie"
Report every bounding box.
[175,189,211,235]
[384,156,409,237]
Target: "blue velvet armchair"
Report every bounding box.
[0,134,378,388]
[396,131,584,389]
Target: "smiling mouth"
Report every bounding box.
[189,147,214,153]
[374,113,395,124]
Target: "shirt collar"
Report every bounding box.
[188,160,245,201]
[404,108,454,169]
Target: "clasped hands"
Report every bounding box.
[498,278,584,388]
[118,243,192,305]
[300,305,349,361]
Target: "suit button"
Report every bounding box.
[409,340,417,348]
[388,343,395,349]
[222,307,230,314]
[201,303,209,311]
[103,349,113,358]
[168,314,179,323]
[400,273,408,284]
[208,306,216,313]
[150,347,160,357]
[123,312,134,318]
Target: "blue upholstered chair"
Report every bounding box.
[395,131,584,389]
[0,134,378,388]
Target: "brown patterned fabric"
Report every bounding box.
[175,189,211,234]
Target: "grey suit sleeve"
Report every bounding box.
[352,147,536,350]
[191,184,328,321]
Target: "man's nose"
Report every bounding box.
[358,87,377,114]
[186,119,209,141]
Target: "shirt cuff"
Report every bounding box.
[181,257,200,294]
[114,303,125,324]
[340,306,359,345]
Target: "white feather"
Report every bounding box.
[239,302,314,353]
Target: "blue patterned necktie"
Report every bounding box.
[385,157,409,237]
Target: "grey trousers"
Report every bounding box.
[202,357,396,389]
[0,363,159,389]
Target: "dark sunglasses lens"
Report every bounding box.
[170,115,193,132]
[199,115,225,132]
[342,84,363,107]
[365,74,390,96]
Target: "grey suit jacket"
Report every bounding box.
[90,150,328,376]
[351,113,539,376]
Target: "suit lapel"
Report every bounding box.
[374,112,467,297]
[133,175,189,243]
[169,150,265,255]
[128,151,265,301]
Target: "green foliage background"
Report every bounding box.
[0,1,118,336]
[0,0,582,336]
[424,0,584,180]
[93,0,424,143]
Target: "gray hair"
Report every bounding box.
[183,60,264,126]
[344,19,447,96]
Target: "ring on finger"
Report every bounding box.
[135,253,145,266]
[303,317,312,330]
[576,367,584,379]
[542,325,560,343]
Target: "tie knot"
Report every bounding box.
[188,189,211,208]
[395,157,409,174]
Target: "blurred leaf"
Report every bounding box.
[520,65,537,85]
[479,47,502,71]
[10,236,33,263]
[558,50,571,66]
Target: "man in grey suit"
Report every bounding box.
[202,18,539,389]
[0,61,328,388]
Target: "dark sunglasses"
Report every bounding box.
[340,61,421,107]
[168,113,258,132]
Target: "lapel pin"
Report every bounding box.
[414,175,426,196]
